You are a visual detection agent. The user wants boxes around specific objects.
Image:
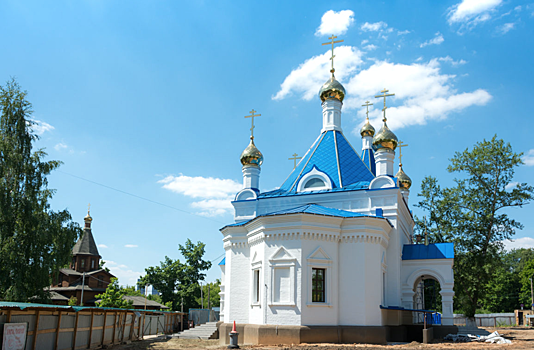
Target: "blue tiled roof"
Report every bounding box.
[402,243,454,260]
[218,257,225,266]
[361,148,376,176]
[259,130,374,199]
[222,204,390,229]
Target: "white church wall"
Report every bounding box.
[224,245,250,324]
[264,240,302,325]
[301,239,339,326]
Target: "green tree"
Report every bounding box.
[141,239,212,311]
[68,296,78,306]
[0,80,82,302]
[95,278,134,309]
[416,136,533,317]
[482,248,534,312]
[519,259,534,308]
[195,280,221,309]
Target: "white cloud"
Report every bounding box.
[29,119,54,135]
[502,237,534,251]
[498,22,515,34]
[397,30,411,35]
[505,182,519,190]
[342,59,492,130]
[159,174,242,216]
[273,46,363,101]
[315,10,355,36]
[363,44,378,51]
[273,51,492,132]
[361,39,369,45]
[420,32,444,48]
[523,149,534,166]
[105,261,142,287]
[515,5,522,12]
[438,56,467,66]
[361,21,388,32]
[54,142,68,151]
[98,244,108,249]
[125,244,138,248]
[448,0,502,31]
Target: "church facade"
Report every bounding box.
[219,55,455,344]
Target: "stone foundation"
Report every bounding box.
[218,323,458,345]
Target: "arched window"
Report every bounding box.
[297,166,332,193]
[304,178,326,189]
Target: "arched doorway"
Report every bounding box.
[413,275,442,324]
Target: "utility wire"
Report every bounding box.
[57,170,226,225]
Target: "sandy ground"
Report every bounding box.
[111,327,534,350]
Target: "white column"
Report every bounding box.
[321,99,343,133]
[362,135,373,151]
[375,150,395,176]
[401,190,410,203]
[242,165,260,190]
[441,290,455,326]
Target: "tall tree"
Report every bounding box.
[140,239,212,311]
[416,136,533,317]
[0,80,81,302]
[95,278,134,309]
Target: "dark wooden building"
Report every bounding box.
[50,210,115,306]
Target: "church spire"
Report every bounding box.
[319,35,346,133]
[360,101,376,175]
[240,109,263,191]
[372,88,398,176]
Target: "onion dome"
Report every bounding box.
[360,118,375,137]
[319,75,346,103]
[240,137,263,167]
[372,120,398,152]
[84,210,92,222]
[395,165,412,189]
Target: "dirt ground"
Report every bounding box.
[111,327,534,350]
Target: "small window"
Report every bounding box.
[81,259,85,269]
[98,275,104,288]
[91,259,95,269]
[312,268,325,302]
[254,270,260,303]
[304,178,325,189]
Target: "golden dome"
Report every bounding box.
[395,165,412,189]
[372,120,398,152]
[84,212,92,222]
[360,118,375,137]
[240,138,263,167]
[319,76,346,102]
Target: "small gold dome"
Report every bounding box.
[395,165,412,189]
[360,118,375,137]
[84,212,92,222]
[372,121,398,152]
[319,76,346,102]
[240,138,263,167]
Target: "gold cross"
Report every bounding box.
[244,109,261,139]
[398,141,408,165]
[374,88,395,122]
[322,35,344,75]
[362,101,373,120]
[288,153,302,169]
[88,203,91,214]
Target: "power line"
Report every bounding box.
[57,170,225,225]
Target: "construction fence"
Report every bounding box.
[0,302,186,350]
[453,313,516,327]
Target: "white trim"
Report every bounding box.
[269,247,296,307]
[297,167,333,193]
[306,246,333,307]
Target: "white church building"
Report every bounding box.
[218,52,456,344]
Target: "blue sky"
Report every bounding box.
[1,0,533,286]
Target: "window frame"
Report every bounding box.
[268,247,296,307]
[251,258,262,307]
[306,246,333,307]
[312,268,326,302]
